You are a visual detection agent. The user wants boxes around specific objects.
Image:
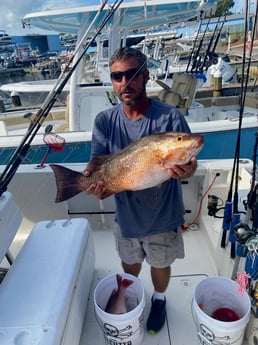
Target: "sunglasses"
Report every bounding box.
[110,67,143,82]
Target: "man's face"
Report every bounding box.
[110,57,149,106]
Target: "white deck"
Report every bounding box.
[79,227,217,345]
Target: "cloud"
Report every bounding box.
[40,0,85,11]
[0,0,95,34]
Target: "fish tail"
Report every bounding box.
[117,273,134,289]
[50,164,84,203]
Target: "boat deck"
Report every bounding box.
[2,215,251,345]
[0,160,253,345]
[78,225,237,345]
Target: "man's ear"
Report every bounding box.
[143,70,150,84]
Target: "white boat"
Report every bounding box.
[0,30,12,46]
[0,157,257,345]
[0,2,255,164]
[1,79,70,107]
[1,69,256,163]
[0,0,256,166]
[0,2,257,345]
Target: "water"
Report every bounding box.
[0,70,51,88]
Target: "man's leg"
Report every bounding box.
[147,266,171,334]
[122,261,142,277]
[151,266,171,292]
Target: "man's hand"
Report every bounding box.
[83,168,107,199]
[167,156,197,180]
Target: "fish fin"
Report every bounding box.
[87,155,110,171]
[121,278,134,288]
[116,273,123,284]
[50,164,84,203]
[116,274,134,288]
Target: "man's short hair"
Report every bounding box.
[109,47,147,70]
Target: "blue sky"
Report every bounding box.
[0,0,243,36]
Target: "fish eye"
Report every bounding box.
[177,136,182,141]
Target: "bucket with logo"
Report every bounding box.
[192,276,251,345]
[94,273,145,345]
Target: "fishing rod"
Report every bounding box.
[197,16,222,73]
[232,129,257,276]
[234,138,258,279]
[200,14,227,73]
[190,18,211,73]
[186,10,204,73]
[0,0,124,196]
[220,0,255,253]
[231,0,257,258]
[247,131,258,212]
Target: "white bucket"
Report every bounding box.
[94,273,145,345]
[192,276,251,345]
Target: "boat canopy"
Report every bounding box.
[22,0,217,34]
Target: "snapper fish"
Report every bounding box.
[50,132,204,202]
[105,274,134,314]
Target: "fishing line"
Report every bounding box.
[0,0,124,195]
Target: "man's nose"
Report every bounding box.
[120,74,132,86]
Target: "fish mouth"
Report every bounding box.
[192,136,204,149]
[190,136,204,156]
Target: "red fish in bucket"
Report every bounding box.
[105,274,134,314]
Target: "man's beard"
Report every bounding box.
[118,81,146,106]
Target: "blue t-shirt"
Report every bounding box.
[91,98,191,238]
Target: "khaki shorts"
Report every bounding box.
[114,223,185,268]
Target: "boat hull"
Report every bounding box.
[0,125,255,166]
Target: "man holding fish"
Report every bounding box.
[84,47,200,334]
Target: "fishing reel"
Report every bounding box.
[233,223,257,246]
[207,194,223,217]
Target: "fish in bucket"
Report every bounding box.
[192,276,251,345]
[94,273,145,345]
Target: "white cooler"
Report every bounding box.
[0,217,95,345]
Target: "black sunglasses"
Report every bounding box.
[110,67,143,82]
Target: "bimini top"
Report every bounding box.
[22,0,218,34]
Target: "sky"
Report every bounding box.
[0,0,97,35]
[0,0,243,36]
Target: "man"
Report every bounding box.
[85,47,197,334]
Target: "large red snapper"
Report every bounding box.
[50,132,204,202]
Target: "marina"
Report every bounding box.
[0,1,257,345]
